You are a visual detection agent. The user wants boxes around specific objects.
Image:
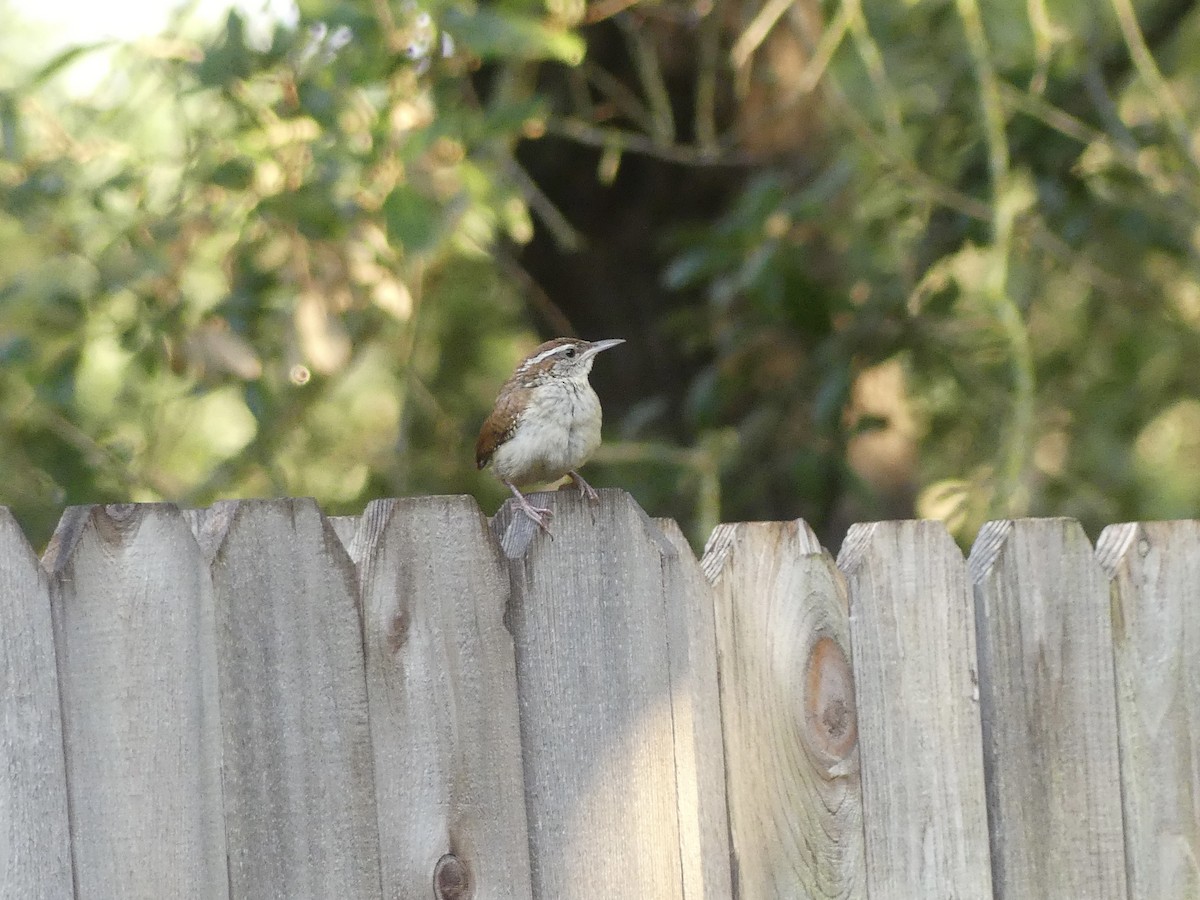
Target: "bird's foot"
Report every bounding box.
[506,482,554,533]
[569,470,600,503]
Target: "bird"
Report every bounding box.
[475,337,625,531]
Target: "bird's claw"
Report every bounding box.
[505,480,555,534]
[518,499,554,533]
[569,470,600,503]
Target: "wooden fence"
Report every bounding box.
[1,489,1196,899]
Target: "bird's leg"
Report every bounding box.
[505,481,554,532]
[568,470,600,502]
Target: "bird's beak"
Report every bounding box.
[582,338,625,361]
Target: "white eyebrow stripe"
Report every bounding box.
[519,344,571,370]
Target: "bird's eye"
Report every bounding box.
[564,347,576,358]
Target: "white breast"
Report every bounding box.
[490,380,602,485]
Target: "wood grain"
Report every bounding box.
[656,519,734,900]
[839,520,992,899]
[703,520,865,899]
[969,518,1127,899]
[10,494,1187,899]
[495,489,686,899]
[204,498,381,900]
[1097,521,1200,899]
[356,495,533,899]
[0,509,73,899]
[46,503,227,899]
[328,514,362,558]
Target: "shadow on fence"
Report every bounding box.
[1,490,1196,899]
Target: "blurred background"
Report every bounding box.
[1,0,1198,552]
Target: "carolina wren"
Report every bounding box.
[476,337,625,531]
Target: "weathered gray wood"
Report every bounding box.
[0,509,73,899]
[45,503,227,899]
[656,519,734,900]
[329,514,361,558]
[1097,521,1200,899]
[703,520,865,899]
[969,518,1128,900]
[204,499,381,900]
[494,489,692,899]
[838,520,992,899]
[356,496,533,899]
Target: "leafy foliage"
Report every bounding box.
[1,0,1198,549]
[0,0,573,544]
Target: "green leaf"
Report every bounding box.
[256,182,350,239]
[196,11,255,86]
[209,158,256,191]
[442,8,584,65]
[28,42,114,88]
[0,91,19,161]
[383,186,444,254]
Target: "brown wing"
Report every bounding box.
[475,386,527,469]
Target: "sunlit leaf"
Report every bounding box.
[28,42,113,87]
[383,185,444,254]
[442,8,584,64]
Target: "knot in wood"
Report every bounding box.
[95,503,142,543]
[103,503,139,522]
[387,611,409,654]
[434,853,471,900]
[803,636,858,766]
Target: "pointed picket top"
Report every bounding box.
[1095,520,1200,900]
[356,494,533,900]
[41,503,111,574]
[699,521,737,582]
[45,502,228,900]
[0,508,73,900]
[966,516,1014,584]
[195,497,354,566]
[1093,519,1139,577]
[176,500,240,565]
[328,513,362,560]
[838,519,992,900]
[357,495,498,577]
[967,517,1127,900]
[700,516,826,581]
[1,505,44,571]
[702,518,865,900]
[202,497,380,900]
[492,485,674,560]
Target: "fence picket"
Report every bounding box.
[1097,521,1200,900]
[1,496,1192,900]
[656,519,735,900]
[357,496,533,899]
[703,520,866,899]
[45,503,227,899]
[0,509,72,900]
[839,520,993,898]
[203,499,381,900]
[495,489,689,899]
[969,518,1128,899]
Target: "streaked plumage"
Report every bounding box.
[476,337,624,531]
